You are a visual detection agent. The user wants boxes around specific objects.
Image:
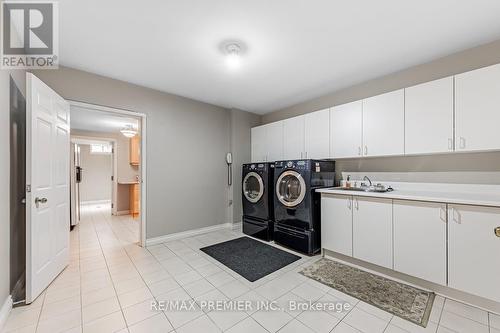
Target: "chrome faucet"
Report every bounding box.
[363,176,372,187]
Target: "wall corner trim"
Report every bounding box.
[0,295,13,331]
[231,222,242,231]
[145,223,234,246]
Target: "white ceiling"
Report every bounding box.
[60,1,500,114]
[70,106,139,134]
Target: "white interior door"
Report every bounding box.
[26,73,70,303]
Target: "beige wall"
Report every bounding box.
[229,109,261,223]
[261,39,500,184]
[79,144,112,202]
[1,70,26,308]
[34,67,258,238]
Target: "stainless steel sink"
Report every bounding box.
[335,185,393,193]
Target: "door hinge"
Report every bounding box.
[111,203,114,208]
[26,185,31,193]
[111,176,114,181]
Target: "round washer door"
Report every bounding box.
[243,172,264,203]
[276,170,306,207]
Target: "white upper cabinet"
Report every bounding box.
[455,64,500,152]
[405,77,454,155]
[251,125,266,162]
[330,101,363,158]
[266,121,284,161]
[448,204,500,302]
[393,200,447,285]
[283,115,305,160]
[251,121,283,162]
[304,108,330,159]
[352,197,393,269]
[362,90,405,157]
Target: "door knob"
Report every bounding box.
[35,197,47,208]
[495,227,500,238]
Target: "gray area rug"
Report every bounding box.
[300,258,435,327]
[200,237,301,282]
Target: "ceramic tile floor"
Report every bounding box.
[3,203,500,333]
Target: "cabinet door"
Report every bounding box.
[455,64,500,152]
[283,115,305,160]
[405,77,454,155]
[251,125,266,162]
[330,101,363,158]
[304,109,330,159]
[362,90,404,157]
[393,200,447,285]
[448,204,500,302]
[321,194,353,256]
[265,121,284,162]
[353,197,393,268]
[129,135,140,166]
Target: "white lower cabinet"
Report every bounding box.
[321,194,353,256]
[393,200,447,285]
[352,197,393,269]
[448,204,500,302]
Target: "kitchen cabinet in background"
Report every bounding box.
[130,135,140,166]
[130,183,140,218]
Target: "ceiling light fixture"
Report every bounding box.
[225,43,241,69]
[120,124,137,138]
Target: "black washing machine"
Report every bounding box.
[273,159,335,255]
[242,163,274,241]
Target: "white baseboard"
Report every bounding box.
[146,223,233,246]
[115,210,131,216]
[231,222,242,231]
[81,200,111,205]
[0,295,12,332]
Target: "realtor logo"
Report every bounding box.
[1,1,58,69]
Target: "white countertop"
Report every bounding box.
[317,182,500,207]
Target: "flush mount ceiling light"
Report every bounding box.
[225,43,242,69]
[120,124,137,138]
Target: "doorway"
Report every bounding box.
[69,102,147,246]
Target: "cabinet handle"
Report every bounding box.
[305,151,308,158]
[358,146,361,156]
[364,146,368,156]
[348,198,352,210]
[495,227,500,238]
[354,198,359,210]
[459,137,466,149]
[448,138,453,151]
